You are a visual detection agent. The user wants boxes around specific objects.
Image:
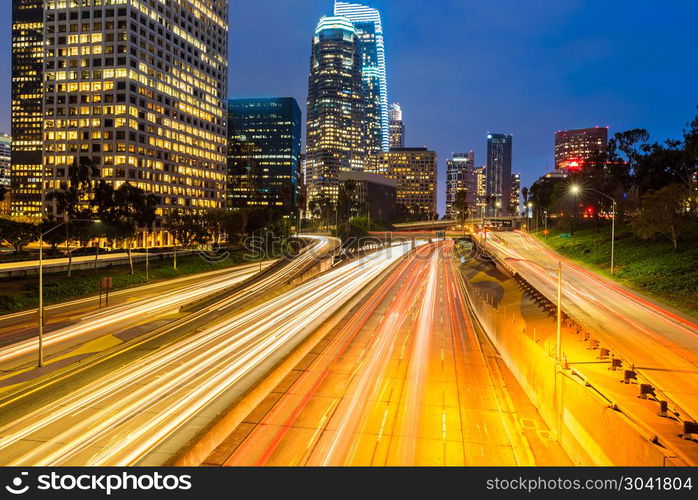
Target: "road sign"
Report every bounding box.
[543,229,549,236]
[99,277,113,307]
[560,233,572,239]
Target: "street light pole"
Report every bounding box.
[611,199,616,275]
[570,185,616,275]
[556,260,562,363]
[37,218,100,368]
[38,233,44,367]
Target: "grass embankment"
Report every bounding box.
[532,222,698,319]
[0,250,257,313]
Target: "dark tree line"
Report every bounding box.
[528,106,698,249]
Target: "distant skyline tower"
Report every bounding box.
[11,0,44,217]
[445,151,475,220]
[510,173,521,216]
[486,133,513,217]
[227,98,302,213]
[306,16,366,204]
[389,103,405,149]
[334,1,390,152]
[0,135,11,189]
[554,127,609,171]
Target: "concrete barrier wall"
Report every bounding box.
[459,269,679,466]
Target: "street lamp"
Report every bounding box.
[527,202,533,231]
[38,218,101,367]
[569,185,617,275]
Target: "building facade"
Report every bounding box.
[474,166,487,216]
[306,16,366,204]
[339,170,396,222]
[0,135,11,188]
[11,0,44,217]
[510,173,521,216]
[374,148,437,218]
[227,98,301,213]
[445,151,475,220]
[485,133,513,216]
[334,1,389,153]
[554,127,608,170]
[12,0,229,233]
[388,103,404,149]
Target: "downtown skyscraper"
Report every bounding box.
[306,16,366,204]
[11,0,229,233]
[334,1,390,153]
[485,133,513,217]
[445,151,476,220]
[11,0,43,216]
[227,97,301,213]
[389,103,404,149]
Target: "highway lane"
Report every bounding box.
[0,239,413,466]
[0,236,334,375]
[483,230,698,422]
[220,241,565,466]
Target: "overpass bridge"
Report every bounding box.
[394,217,522,232]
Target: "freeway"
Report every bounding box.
[216,241,567,466]
[483,230,698,422]
[0,239,414,465]
[0,236,334,375]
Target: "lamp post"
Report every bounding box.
[556,260,562,363]
[527,202,533,232]
[570,185,617,275]
[38,218,101,368]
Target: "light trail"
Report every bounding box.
[0,239,416,466]
[222,240,548,466]
[480,230,698,422]
[0,236,334,369]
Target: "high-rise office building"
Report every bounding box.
[306,16,366,204]
[11,0,43,217]
[485,133,513,216]
[0,135,11,189]
[373,148,438,218]
[554,127,608,170]
[510,173,521,216]
[227,98,301,212]
[474,166,487,216]
[389,103,404,149]
[338,170,396,222]
[445,151,475,220]
[334,1,389,153]
[12,1,229,236]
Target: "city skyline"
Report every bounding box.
[0,0,697,216]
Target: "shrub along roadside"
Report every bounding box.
[0,250,256,314]
[532,222,698,319]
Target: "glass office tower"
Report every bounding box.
[306,16,366,204]
[334,1,389,153]
[485,133,513,217]
[228,97,302,213]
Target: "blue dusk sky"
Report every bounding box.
[0,1,696,215]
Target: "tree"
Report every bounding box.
[0,185,6,204]
[453,190,471,227]
[48,157,96,276]
[221,209,248,245]
[633,184,690,251]
[162,210,207,269]
[0,217,40,254]
[92,181,157,274]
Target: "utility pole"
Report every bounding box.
[556,260,562,363]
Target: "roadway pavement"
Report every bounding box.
[0,238,414,465]
[208,241,569,466]
[482,230,698,424]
